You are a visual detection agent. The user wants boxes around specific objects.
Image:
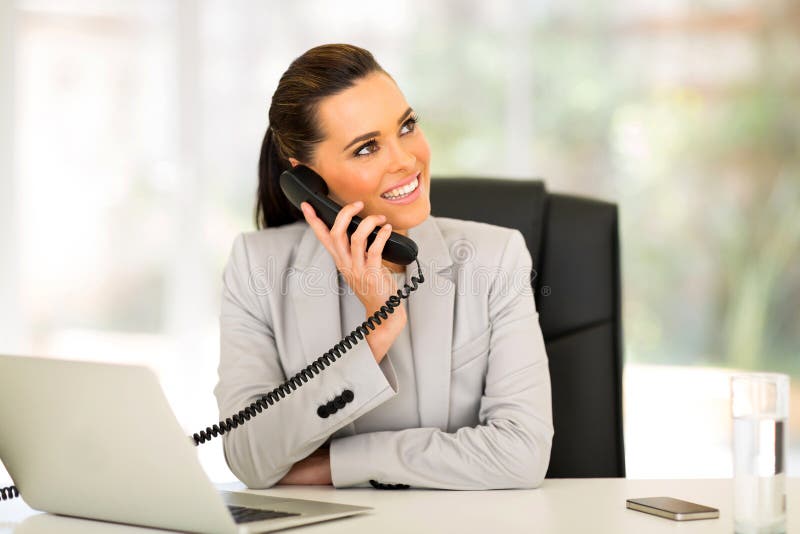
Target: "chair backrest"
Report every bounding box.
[430,177,626,478]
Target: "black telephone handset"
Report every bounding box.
[279,164,418,265]
[0,165,426,503]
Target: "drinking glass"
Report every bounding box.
[730,372,789,534]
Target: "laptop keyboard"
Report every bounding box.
[227,504,301,524]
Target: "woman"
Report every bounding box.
[213,43,553,490]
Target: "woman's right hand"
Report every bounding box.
[300,200,407,363]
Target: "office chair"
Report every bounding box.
[430,177,626,478]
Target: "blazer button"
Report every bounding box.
[342,389,354,403]
[334,396,346,409]
[369,479,410,490]
[317,405,329,419]
[326,400,338,414]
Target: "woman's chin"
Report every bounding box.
[388,198,430,233]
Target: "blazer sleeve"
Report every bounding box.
[328,229,554,490]
[213,233,399,489]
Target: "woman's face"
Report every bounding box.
[289,72,431,235]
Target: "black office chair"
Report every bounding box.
[430,177,626,478]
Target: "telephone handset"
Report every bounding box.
[0,164,425,503]
[279,164,418,265]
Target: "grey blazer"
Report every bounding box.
[213,214,553,490]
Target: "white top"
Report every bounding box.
[338,270,420,433]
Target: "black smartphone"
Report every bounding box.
[626,497,719,521]
[279,164,418,265]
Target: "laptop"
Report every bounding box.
[0,354,372,533]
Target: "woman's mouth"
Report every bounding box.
[380,173,421,204]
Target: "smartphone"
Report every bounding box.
[279,164,418,265]
[626,497,719,521]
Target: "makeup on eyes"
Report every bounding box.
[342,106,414,151]
[353,114,420,158]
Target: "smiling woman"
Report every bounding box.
[290,75,430,239]
[213,43,553,491]
[258,51,431,244]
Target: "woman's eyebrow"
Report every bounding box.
[342,107,414,152]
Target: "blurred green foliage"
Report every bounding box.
[407,2,800,376]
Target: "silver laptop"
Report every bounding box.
[0,354,371,533]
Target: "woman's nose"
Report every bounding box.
[386,139,416,173]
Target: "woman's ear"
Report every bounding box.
[288,157,300,167]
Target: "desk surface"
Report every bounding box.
[2,478,798,534]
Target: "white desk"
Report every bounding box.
[2,478,798,533]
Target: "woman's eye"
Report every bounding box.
[354,140,378,158]
[353,115,419,158]
[399,116,418,135]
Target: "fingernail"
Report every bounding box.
[385,224,392,231]
[356,201,364,208]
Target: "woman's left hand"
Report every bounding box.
[276,447,332,485]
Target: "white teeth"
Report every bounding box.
[381,176,419,199]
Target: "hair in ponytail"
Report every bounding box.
[255,43,391,229]
[256,126,301,228]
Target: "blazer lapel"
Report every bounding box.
[290,227,344,371]
[406,216,454,431]
[289,215,455,432]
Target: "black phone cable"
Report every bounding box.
[0,260,424,503]
[191,258,424,445]
[1,485,19,501]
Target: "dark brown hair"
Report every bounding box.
[255,43,391,229]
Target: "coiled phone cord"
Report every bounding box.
[191,258,424,445]
[1,485,19,501]
[0,259,424,502]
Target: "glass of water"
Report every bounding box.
[731,372,790,534]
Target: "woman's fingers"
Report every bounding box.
[366,222,393,268]
[329,200,365,270]
[299,202,339,262]
[301,199,396,307]
[350,214,387,271]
